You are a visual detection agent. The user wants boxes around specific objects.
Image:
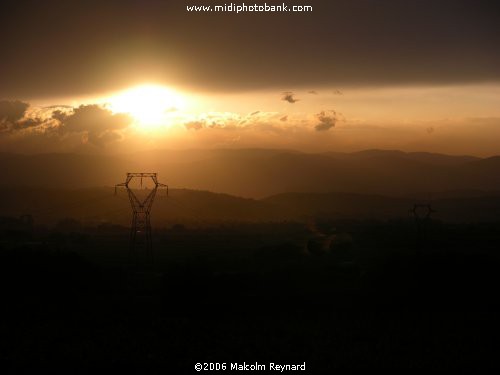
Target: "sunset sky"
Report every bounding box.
[1,0,499,156]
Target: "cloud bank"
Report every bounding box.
[1,101,132,147]
[1,1,499,98]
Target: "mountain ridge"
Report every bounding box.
[1,148,499,198]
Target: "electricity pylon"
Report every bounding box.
[409,203,436,252]
[115,173,168,263]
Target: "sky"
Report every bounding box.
[1,0,500,156]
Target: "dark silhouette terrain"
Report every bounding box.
[2,187,500,225]
[2,149,500,370]
[2,216,500,370]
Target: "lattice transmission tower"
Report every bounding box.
[409,203,436,252]
[115,173,168,261]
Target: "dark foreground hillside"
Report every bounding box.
[2,187,500,226]
[1,219,500,371]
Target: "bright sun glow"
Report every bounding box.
[107,84,186,129]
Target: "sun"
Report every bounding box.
[107,84,185,129]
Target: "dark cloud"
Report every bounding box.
[282,92,299,104]
[0,100,29,124]
[315,110,338,131]
[13,117,43,131]
[0,101,143,149]
[51,110,68,123]
[280,115,288,122]
[308,90,318,95]
[0,100,43,133]
[1,1,499,98]
[55,104,132,146]
[250,111,260,116]
[61,105,130,133]
[333,90,343,96]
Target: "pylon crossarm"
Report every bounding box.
[127,173,156,177]
[115,182,127,195]
[156,182,168,196]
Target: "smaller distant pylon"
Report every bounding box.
[410,203,436,252]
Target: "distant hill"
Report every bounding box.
[323,149,480,166]
[1,148,500,198]
[264,192,500,223]
[1,187,500,226]
[0,187,280,226]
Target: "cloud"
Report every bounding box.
[250,111,260,116]
[0,100,49,134]
[0,100,29,132]
[183,112,247,131]
[333,89,343,96]
[12,117,44,131]
[0,100,29,123]
[43,104,74,109]
[60,105,130,132]
[86,129,123,146]
[1,1,500,98]
[185,121,204,130]
[315,110,338,131]
[308,90,318,95]
[55,104,132,146]
[281,92,299,104]
[51,109,68,123]
[0,103,136,152]
[181,110,336,137]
